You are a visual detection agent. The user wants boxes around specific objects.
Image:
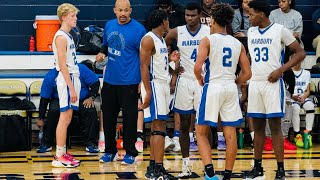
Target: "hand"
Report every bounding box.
[140,91,151,109]
[83,97,95,108]
[197,76,204,86]
[268,69,282,83]
[298,95,306,103]
[293,32,299,38]
[292,94,299,101]
[317,18,320,24]
[36,118,44,129]
[138,83,141,93]
[70,89,78,103]
[170,50,180,62]
[234,32,246,38]
[138,98,142,110]
[96,52,106,62]
[175,66,185,75]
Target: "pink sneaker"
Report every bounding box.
[135,138,143,153]
[98,140,105,153]
[65,153,80,163]
[52,154,80,168]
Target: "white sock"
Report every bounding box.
[63,145,66,154]
[56,145,65,158]
[99,131,105,141]
[189,132,194,142]
[137,130,143,133]
[183,157,189,166]
[250,131,254,141]
[217,132,223,137]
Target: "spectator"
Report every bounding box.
[231,0,252,52]
[291,62,314,149]
[96,0,146,165]
[200,0,215,26]
[312,8,320,60]
[269,0,303,45]
[145,0,185,31]
[232,0,252,38]
[36,63,100,154]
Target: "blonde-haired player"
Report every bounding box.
[51,3,81,168]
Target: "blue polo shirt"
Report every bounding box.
[40,64,99,101]
[103,19,146,85]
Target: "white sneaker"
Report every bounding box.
[172,137,181,152]
[164,136,175,151]
[178,158,192,178]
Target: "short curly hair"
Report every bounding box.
[210,3,234,27]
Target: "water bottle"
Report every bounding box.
[303,131,309,150]
[238,128,244,149]
[38,129,43,144]
[29,36,35,52]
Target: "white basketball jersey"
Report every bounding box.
[293,69,311,95]
[53,30,79,75]
[143,32,170,81]
[248,23,295,80]
[177,24,210,79]
[204,34,241,82]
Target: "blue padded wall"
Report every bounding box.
[0,0,318,51]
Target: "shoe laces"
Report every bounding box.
[65,153,76,161]
[296,134,303,141]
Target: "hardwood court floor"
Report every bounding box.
[1,145,320,179]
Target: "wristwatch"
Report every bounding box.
[90,96,96,101]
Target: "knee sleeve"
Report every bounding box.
[151,131,166,137]
[306,110,315,114]
[303,101,315,112]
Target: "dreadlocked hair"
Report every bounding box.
[210,3,234,27]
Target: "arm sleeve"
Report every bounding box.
[281,27,296,46]
[38,97,50,119]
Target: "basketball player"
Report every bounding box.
[51,3,81,168]
[140,10,180,179]
[244,0,306,179]
[195,3,252,180]
[292,61,314,149]
[165,1,210,178]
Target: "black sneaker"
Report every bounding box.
[149,171,168,180]
[274,169,285,180]
[243,167,265,180]
[160,167,177,179]
[145,166,154,179]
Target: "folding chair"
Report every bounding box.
[0,80,30,150]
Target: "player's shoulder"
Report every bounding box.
[201,24,210,33]
[304,69,311,76]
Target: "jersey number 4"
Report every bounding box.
[254,47,269,62]
[191,49,197,62]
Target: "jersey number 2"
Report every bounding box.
[223,47,232,67]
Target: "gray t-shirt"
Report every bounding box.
[269,8,303,38]
[231,8,251,36]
